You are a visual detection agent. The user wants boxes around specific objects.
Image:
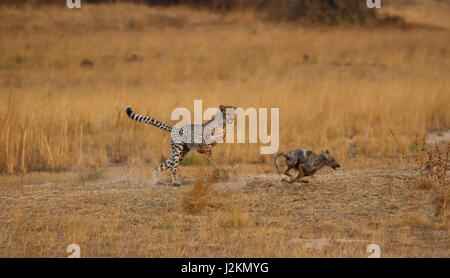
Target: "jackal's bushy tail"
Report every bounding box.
[126,107,172,132]
[273,152,288,174]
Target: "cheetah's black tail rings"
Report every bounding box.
[273,152,289,174]
[125,107,173,132]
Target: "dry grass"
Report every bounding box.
[391,130,449,222]
[0,2,449,257]
[1,3,449,173]
[383,0,450,30]
[180,173,221,214]
[0,164,448,257]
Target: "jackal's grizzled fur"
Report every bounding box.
[126,105,237,186]
[274,149,340,183]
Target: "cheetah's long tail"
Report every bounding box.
[126,107,172,132]
[273,152,288,174]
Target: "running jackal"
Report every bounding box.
[274,149,340,183]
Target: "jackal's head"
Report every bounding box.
[219,105,238,125]
[322,150,340,170]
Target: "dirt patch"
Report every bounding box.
[426,130,450,144]
[0,164,447,257]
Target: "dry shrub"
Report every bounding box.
[179,174,221,214]
[206,167,237,183]
[398,212,433,229]
[417,178,435,190]
[85,148,109,168]
[432,182,449,219]
[214,206,250,230]
[392,132,449,220]
[418,143,449,185]
[415,141,449,219]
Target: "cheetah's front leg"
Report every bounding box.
[205,146,214,165]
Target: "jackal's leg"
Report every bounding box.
[282,167,296,183]
[293,167,308,183]
[290,167,302,183]
[283,165,294,177]
[282,167,306,184]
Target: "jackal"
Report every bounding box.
[273,149,340,183]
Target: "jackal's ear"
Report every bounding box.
[326,149,330,154]
[219,105,225,112]
[306,150,313,157]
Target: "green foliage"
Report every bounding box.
[180,155,199,166]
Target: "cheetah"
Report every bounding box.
[126,105,237,186]
[273,149,340,183]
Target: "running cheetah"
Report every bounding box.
[126,105,237,186]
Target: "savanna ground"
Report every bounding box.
[0,1,449,257]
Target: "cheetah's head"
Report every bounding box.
[219,105,238,125]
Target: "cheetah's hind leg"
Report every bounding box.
[150,171,159,186]
[151,144,185,186]
[151,155,174,185]
[170,156,186,187]
[151,162,168,185]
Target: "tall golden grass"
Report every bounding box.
[0,3,449,174]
